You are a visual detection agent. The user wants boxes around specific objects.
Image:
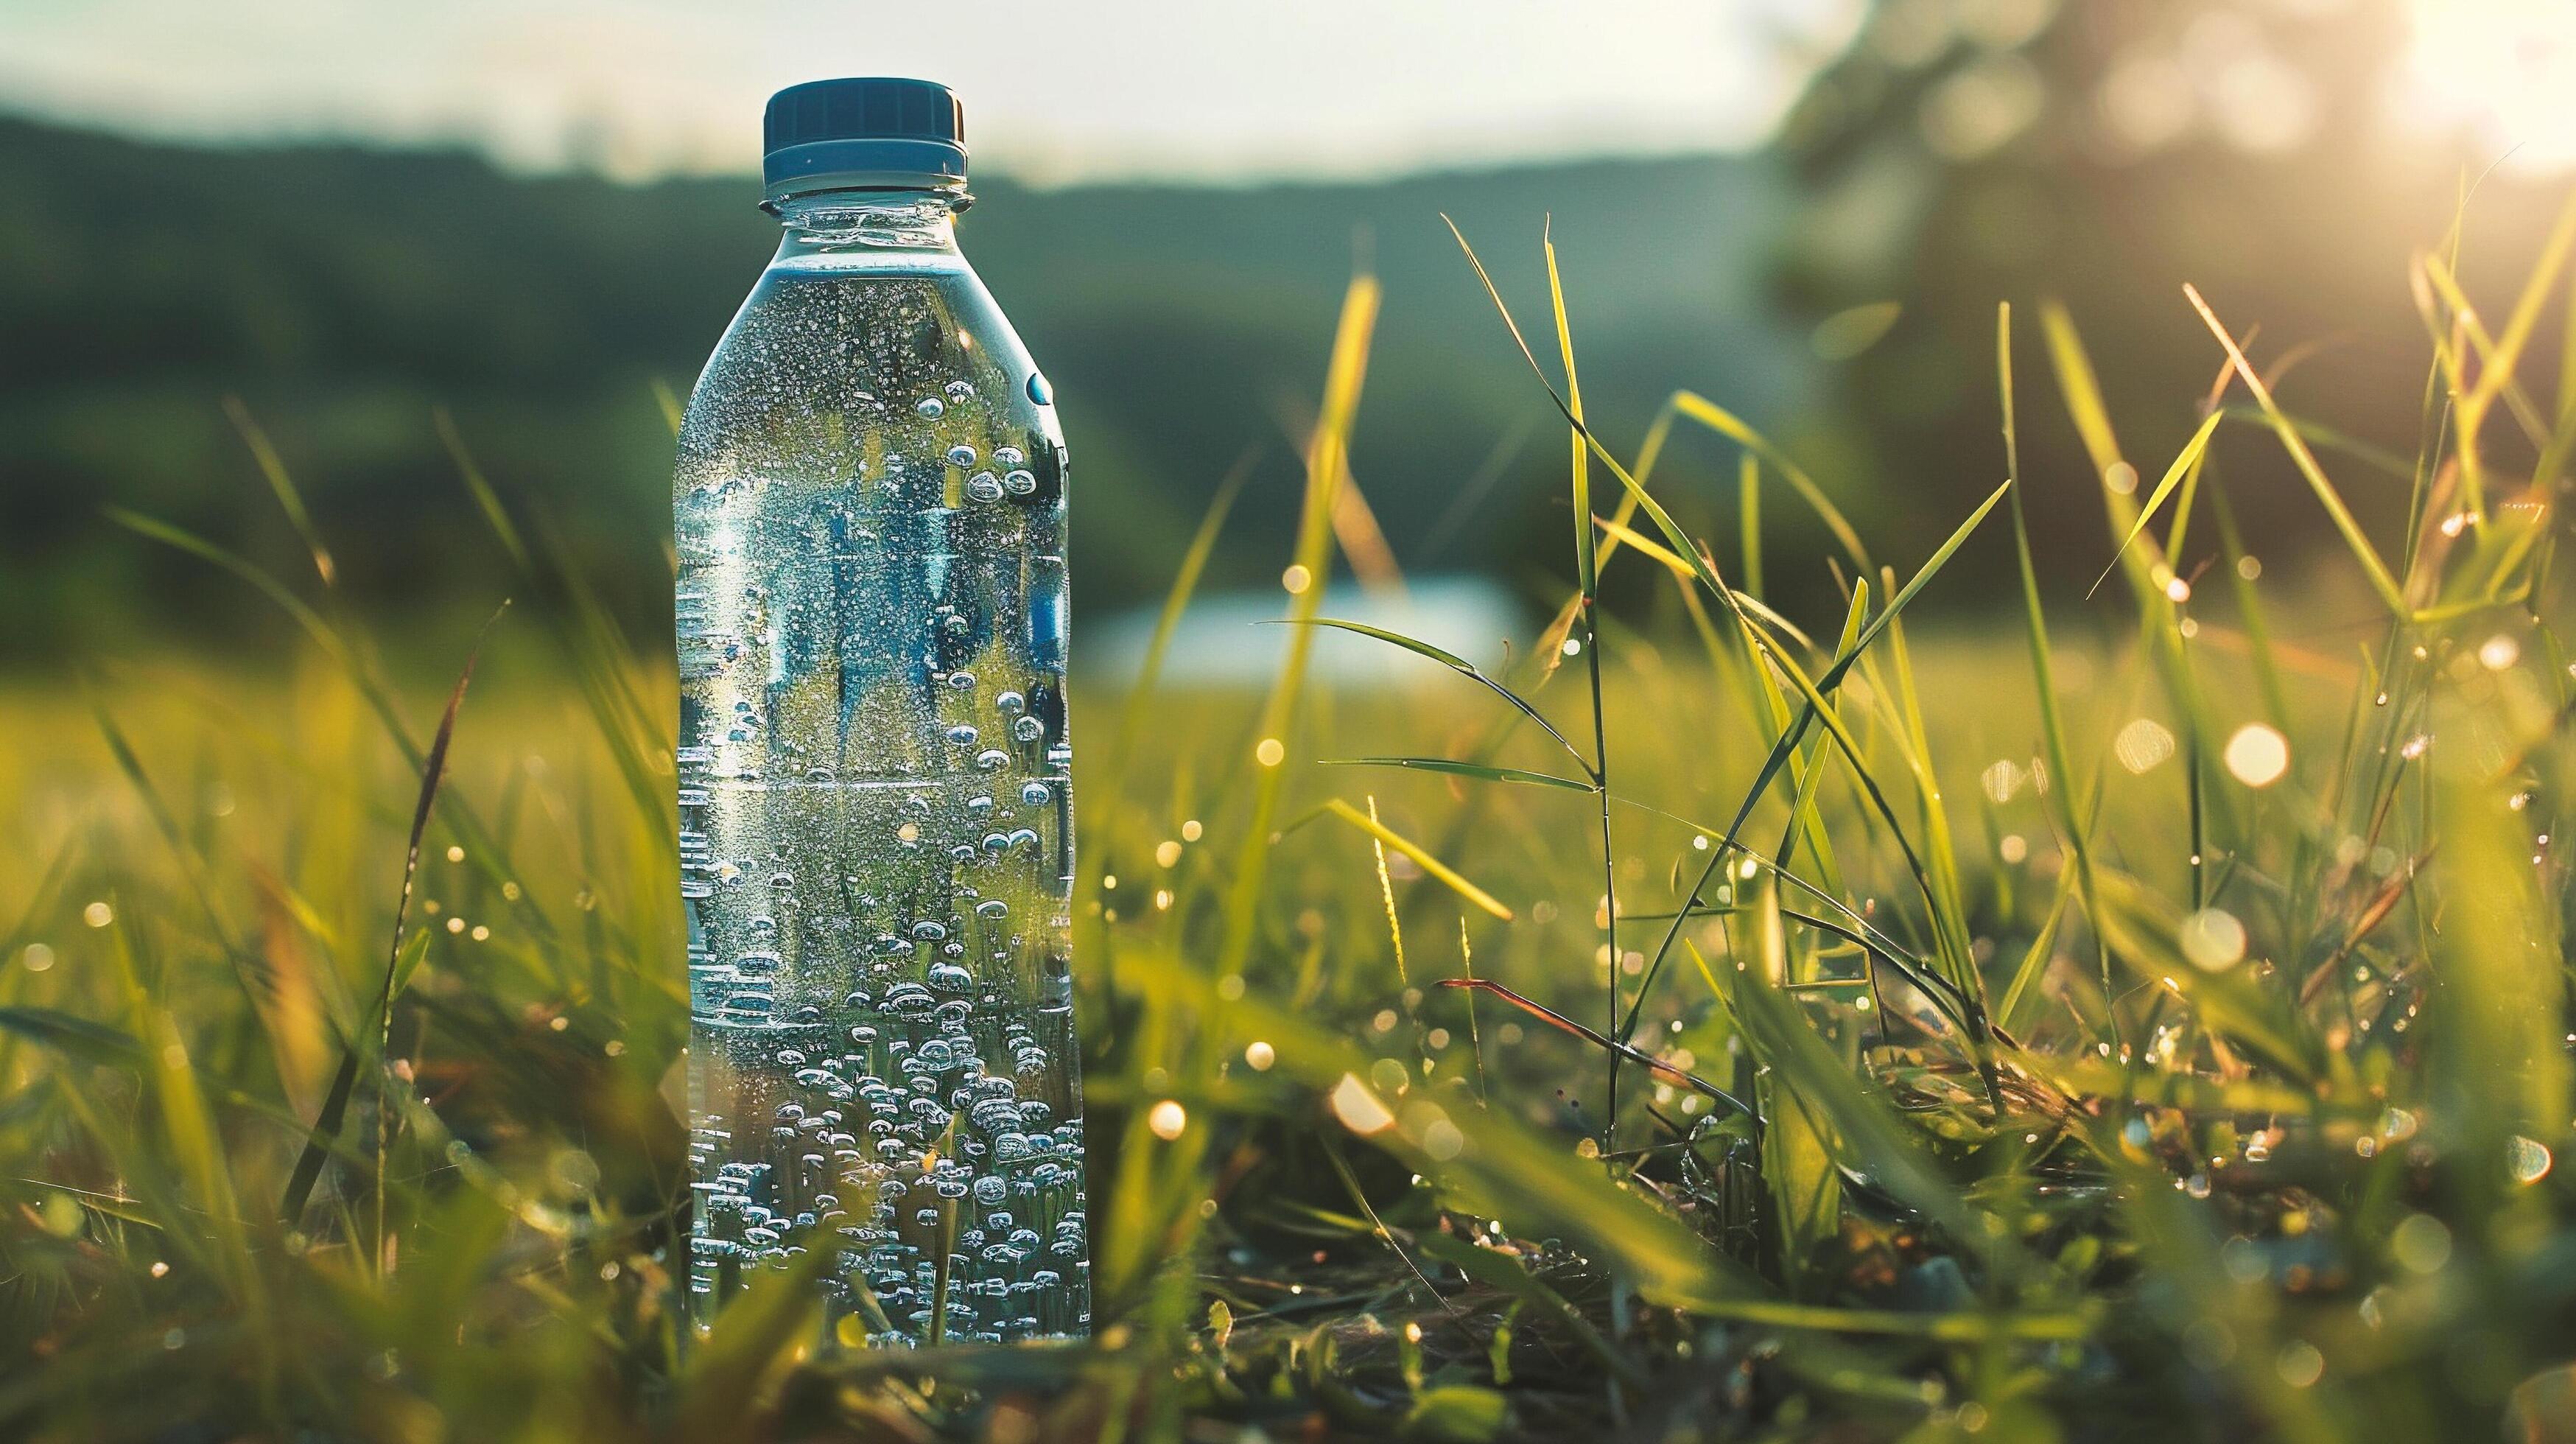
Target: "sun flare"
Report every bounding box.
[2398,0,2576,169]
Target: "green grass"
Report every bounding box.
[7,201,2576,1443]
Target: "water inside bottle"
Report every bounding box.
[675,237,1088,1345]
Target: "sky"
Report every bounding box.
[0,0,1864,184]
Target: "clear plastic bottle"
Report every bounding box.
[675,78,1087,1345]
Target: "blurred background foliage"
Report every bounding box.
[0,117,1800,662]
[4,0,2570,671]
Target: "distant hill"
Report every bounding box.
[0,116,1813,661]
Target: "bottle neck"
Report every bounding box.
[768,189,965,261]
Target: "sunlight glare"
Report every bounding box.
[2398,0,2576,171]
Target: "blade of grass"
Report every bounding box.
[1433,978,1748,1115]
[222,396,337,588]
[1996,881,2074,1036]
[1543,220,1626,1152]
[2087,410,2225,598]
[1322,798,1512,921]
[1699,921,2029,1277]
[1449,209,2011,1034]
[1617,479,2011,1052]
[108,505,560,944]
[1738,452,1765,600]
[2003,303,2113,1039]
[2183,284,2408,616]
[2212,488,2292,731]
[1275,618,1590,774]
[0,1006,145,1065]
[1319,757,1596,791]
[281,610,498,1226]
[1101,452,1249,816]
[1664,392,1870,573]
[1218,269,1379,983]
[434,407,532,574]
[1743,877,1841,1295]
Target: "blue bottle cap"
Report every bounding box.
[762,77,967,202]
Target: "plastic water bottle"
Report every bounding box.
[674,77,1087,1345]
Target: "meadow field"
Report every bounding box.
[4,210,2576,1443]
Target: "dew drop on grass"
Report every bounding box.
[2224,723,2290,788]
[1331,1074,1395,1135]
[2510,1135,2554,1185]
[2392,1213,2451,1273]
[2115,718,2176,774]
[2275,1340,2325,1389]
[2179,908,2247,972]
